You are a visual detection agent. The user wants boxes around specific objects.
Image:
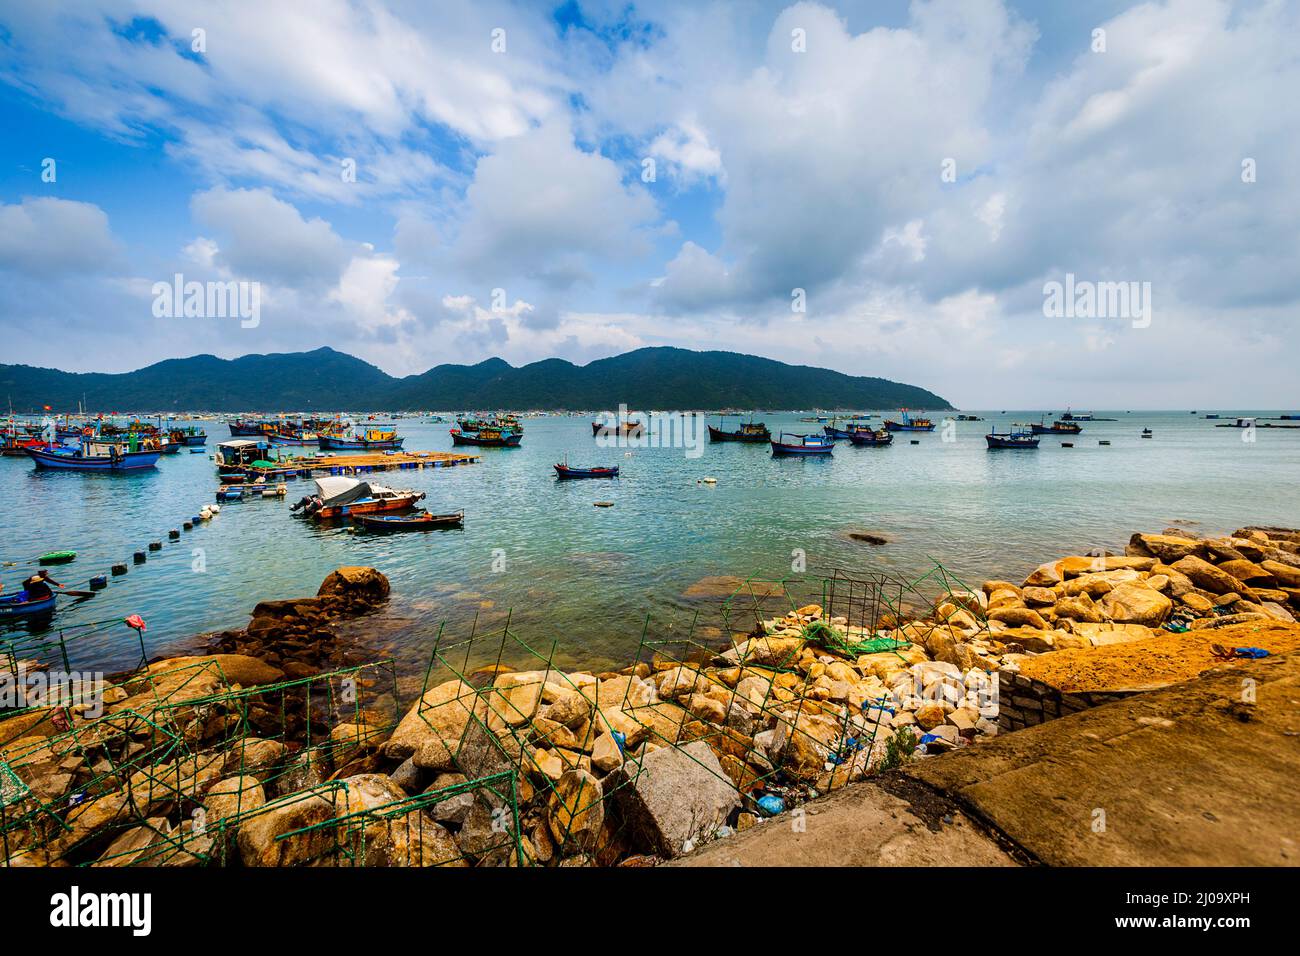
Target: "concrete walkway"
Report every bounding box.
[680,654,1299,866]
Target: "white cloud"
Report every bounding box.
[453,120,660,287]
[190,187,350,288]
[0,198,121,277]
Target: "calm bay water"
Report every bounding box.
[2,411,1297,676]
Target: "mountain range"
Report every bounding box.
[0,347,952,413]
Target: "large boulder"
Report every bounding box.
[1100,582,1173,627]
[1170,555,1249,596]
[237,790,338,866]
[380,679,478,761]
[1127,533,1204,563]
[613,741,739,859]
[143,654,284,687]
[316,566,390,604]
[547,769,604,849]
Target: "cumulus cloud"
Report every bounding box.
[189,187,350,288]
[0,198,121,277]
[453,120,660,288]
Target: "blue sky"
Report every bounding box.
[1,0,1297,407]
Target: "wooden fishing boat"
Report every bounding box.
[318,426,405,451]
[882,409,936,432]
[708,417,771,443]
[26,439,161,471]
[592,420,645,438]
[986,428,1040,449]
[847,428,894,446]
[229,420,273,437]
[822,420,875,440]
[268,427,318,446]
[771,433,834,456]
[450,427,522,447]
[1030,419,1082,435]
[554,463,619,479]
[352,510,464,531]
[1,434,55,456]
[0,592,56,620]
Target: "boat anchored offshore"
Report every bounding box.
[708,416,771,443]
[771,432,834,456]
[986,427,1041,449]
[25,438,161,471]
[352,510,464,531]
[1030,419,1083,435]
[318,426,405,451]
[450,427,522,447]
[847,427,894,446]
[291,476,425,520]
[882,409,936,432]
[554,461,620,479]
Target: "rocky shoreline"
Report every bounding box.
[3,525,1299,867]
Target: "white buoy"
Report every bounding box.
[701,476,718,484]
[209,504,221,514]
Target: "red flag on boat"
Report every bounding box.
[124,614,147,632]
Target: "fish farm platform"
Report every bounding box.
[222,450,480,480]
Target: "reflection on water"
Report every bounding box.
[2,411,1297,676]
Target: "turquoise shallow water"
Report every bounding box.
[2,411,1297,675]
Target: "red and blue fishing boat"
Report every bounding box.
[771,432,834,456]
[882,409,936,432]
[985,427,1040,449]
[25,438,161,471]
[0,591,57,620]
[554,461,619,479]
[708,417,771,443]
[451,427,522,447]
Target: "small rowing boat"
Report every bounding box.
[352,510,464,531]
[554,463,619,479]
[0,591,57,619]
[771,433,834,456]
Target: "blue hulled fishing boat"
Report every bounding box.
[25,438,161,471]
[771,433,834,456]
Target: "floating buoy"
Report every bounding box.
[183,521,193,531]
[111,563,128,576]
[1099,440,1111,446]
[149,541,162,551]
[89,575,108,590]
[169,529,181,539]
[209,504,221,515]
[700,476,717,484]
[1061,442,1073,448]
[594,501,615,508]
[910,439,920,445]
[133,551,147,564]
